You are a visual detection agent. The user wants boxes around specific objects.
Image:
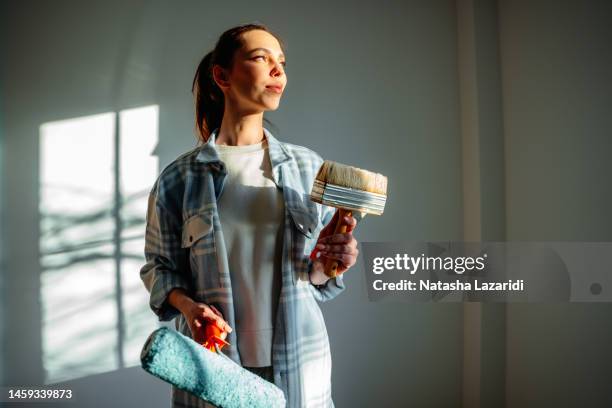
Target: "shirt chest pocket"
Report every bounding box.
[180,211,221,289]
[287,202,321,286]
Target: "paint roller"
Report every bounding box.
[310,160,388,278]
[140,326,286,408]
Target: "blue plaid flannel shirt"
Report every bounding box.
[140,127,346,407]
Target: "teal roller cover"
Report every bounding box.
[140,327,286,408]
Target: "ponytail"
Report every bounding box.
[192,51,224,143]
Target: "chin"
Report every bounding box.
[263,102,281,111]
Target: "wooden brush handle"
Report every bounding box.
[324,208,352,278]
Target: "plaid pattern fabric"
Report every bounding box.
[140,127,346,407]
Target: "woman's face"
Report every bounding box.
[214,30,287,113]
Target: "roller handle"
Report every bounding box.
[324,208,352,278]
[202,323,230,353]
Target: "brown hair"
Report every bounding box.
[191,23,285,144]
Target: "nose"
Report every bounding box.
[271,60,285,77]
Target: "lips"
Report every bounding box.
[265,85,283,93]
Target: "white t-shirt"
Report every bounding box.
[215,139,284,367]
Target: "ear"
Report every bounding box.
[212,65,230,89]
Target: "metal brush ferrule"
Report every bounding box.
[310,179,386,215]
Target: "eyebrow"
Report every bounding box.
[247,47,285,59]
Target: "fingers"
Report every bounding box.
[343,215,358,233]
[319,215,357,241]
[317,250,357,265]
[316,239,358,253]
[316,231,358,248]
[315,246,355,262]
[315,228,359,266]
[218,319,233,333]
[209,304,223,317]
[322,212,356,233]
[211,315,233,333]
[315,226,359,272]
[201,305,233,333]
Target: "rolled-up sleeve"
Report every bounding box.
[140,190,192,322]
[308,203,347,302]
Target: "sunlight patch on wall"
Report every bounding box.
[39,105,159,384]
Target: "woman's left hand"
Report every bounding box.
[314,210,359,275]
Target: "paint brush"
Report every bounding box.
[310,160,388,278]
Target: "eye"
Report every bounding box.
[253,56,286,67]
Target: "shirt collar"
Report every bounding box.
[195,127,291,170]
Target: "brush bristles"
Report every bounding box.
[315,160,388,195]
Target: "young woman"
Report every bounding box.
[140,23,359,408]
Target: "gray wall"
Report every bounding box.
[1,1,463,407]
[1,0,610,407]
[499,1,612,407]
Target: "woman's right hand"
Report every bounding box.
[182,301,233,345]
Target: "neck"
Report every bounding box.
[216,107,265,146]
